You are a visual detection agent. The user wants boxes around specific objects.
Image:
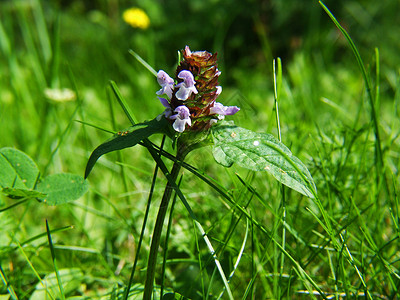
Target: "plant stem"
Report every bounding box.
[143,148,186,300]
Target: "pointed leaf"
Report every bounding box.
[85,117,172,178]
[211,122,316,198]
[37,173,89,205]
[0,147,40,189]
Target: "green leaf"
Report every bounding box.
[211,122,316,198]
[1,187,45,199]
[85,117,173,178]
[0,147,40,189]
[37,173,89,205]
[29,268,84,300]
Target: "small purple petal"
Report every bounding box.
[210,102,240,116]
[174,105,190,118]
[156,87,173,98]
[164,108,172,118]
[172,119,185,132]
[156,97,172,119]
[175,85,198,100]
[175,70,198,100]
[156,70,174,98]
[177,70,196,87]
[169,105,191,132]
[157,70,174,86]
[223,106,240,115]
[158,97,170,108]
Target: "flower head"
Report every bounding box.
[155,46,239,133]
[122,8,150,29]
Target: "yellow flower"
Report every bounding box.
[123,7,150,29]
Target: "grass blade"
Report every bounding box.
[217,218,249,299]
[17,242,55,300]
[109,80,138,125]
[0,264,19,300]
[194,220,234,300]
[45,220,66,300]
[318,1,384,175]
[128,49,158,77]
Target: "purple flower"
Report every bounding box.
[210,102,240,116]
[156,70,174,98]
[157,97,172,119]
[175,70,198,100]
[170,105,192,132]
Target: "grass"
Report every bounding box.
[1,0,400,299]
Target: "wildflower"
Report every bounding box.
[155,46,239,133]
[156,70,174,98]
[170,106,192,132]
[175,70,198,100]
[157,97,173,119]
[122,7,150,29]
[209,102,240,116]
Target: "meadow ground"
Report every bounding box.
[1,0,400,299]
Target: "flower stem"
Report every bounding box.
[143,149,186,299]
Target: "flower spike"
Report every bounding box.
[155,46,240,132]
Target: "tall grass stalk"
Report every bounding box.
[319,1,386,188]
[45,220,66,300]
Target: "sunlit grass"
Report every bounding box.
[1,0,399,299]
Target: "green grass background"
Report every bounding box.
[1,0,399,299]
